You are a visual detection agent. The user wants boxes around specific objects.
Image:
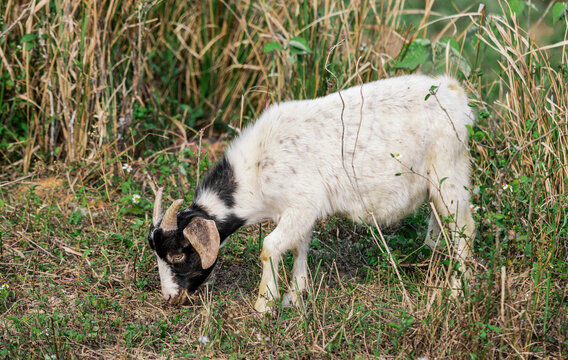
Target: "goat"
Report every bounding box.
[147,74,475,312]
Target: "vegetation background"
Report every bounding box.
[0,0,567,358]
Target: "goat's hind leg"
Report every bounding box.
[430,179,475,290]
[424,212,441,249]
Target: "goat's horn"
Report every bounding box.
[152,187,164,226]
[161,199,183,232]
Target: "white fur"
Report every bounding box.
[155,252,180,301]
[196,74,475,312]
[195,189,231,221]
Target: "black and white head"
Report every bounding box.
[147,188,220,305]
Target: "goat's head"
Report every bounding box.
[148,188,220,305]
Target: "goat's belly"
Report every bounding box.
[329,179,429,226]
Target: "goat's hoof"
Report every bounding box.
[254,297,274,313]
[282,292,300,307]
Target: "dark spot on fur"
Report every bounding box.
[259,157,275,170]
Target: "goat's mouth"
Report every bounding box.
[167,288,191,305]
[165,280,209,306]
[166,269,216,306]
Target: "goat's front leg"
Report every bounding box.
[282,233,310,307]
[254,210,315,313]
[255,241,281,312]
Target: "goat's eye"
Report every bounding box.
[167,253,186,263]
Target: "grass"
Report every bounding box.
[1,0,567,358]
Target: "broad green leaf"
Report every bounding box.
[439,37,459,51]
[553,2,568,24]
[508,0,525,16]
[20,33,37,44]
[289,36,312,55]
[263,41,282,53]
[414,38,431,46]
[395,39,430,70]
[473,131,485,141]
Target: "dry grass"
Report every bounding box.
[1,0,567,358]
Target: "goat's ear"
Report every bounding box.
[182,217,220,269]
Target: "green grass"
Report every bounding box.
[1,0,568,358]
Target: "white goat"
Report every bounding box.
[148,74,475,312]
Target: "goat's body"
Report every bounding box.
[183,75,474,311]
[204,75,471,224]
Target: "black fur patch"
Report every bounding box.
[195,156,238,208]
[147,225,160,251]
[217,213,246,241]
